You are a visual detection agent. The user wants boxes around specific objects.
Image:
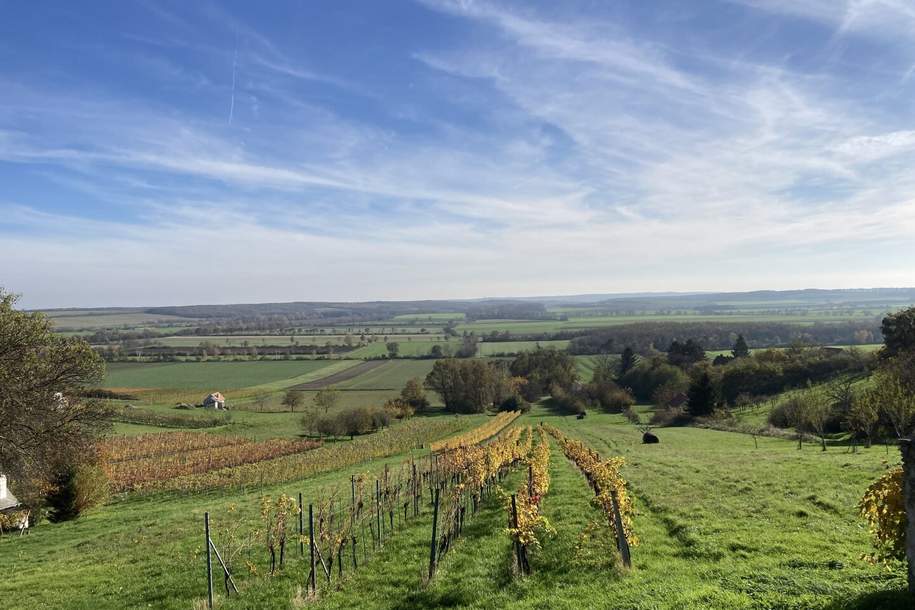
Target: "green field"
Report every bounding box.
[104,360,344,391]
[1,405,907,609]
[336,360,437,390]
[46,309,192,330]
[456,312,880,335]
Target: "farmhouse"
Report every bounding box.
[0,475,19,513]
[202,392,226,410]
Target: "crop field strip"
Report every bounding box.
[289,360,388,390]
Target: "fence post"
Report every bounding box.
[204,512,214,609]
[376,479,382,545]
[308,504,316,594]
[900,439,915,595]
[510,494,524,575]
[298,493,304,557]
[428,487,440,580]
[610,491,631,568]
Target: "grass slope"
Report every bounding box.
[2,407,908,609]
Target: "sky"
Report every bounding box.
[3,0,915,308]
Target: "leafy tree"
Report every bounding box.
[847,389,879,447]
[0,290,112,505]
[455,332,479,358]
[667,339,706,368]
[429,344,445,358]
[400,378,429,412]
[732,334,750,358]
[313,387,340,415]
[386,342,399,358]
[880,307,915,359]
[619,358,689,403]
[686,372,717,417]
[618,346,638,378]
[802,389,832,451]
[281,389,303,413]
[591,355,618,386]
[869,367,915,438]
[509,348,577,401]
[424,358,498,413]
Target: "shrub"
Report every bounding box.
[46,462,109,522]
[649,407,691,427]
[498,394,530,413]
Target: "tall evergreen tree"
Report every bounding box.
[618,346,638,378]
[732,334,750,358]
[687,372,717,417]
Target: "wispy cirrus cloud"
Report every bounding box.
[2,0,914,307]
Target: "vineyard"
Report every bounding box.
[429,410,521,452]
[99,432,323,492]
[190,414,640,607]
[119,416,473,494]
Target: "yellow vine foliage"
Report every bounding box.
[430,410,522,452]
[859,465,905,564]
[544,425,638,547]
[505,427,554,550]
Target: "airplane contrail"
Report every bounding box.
[228,37,238,125]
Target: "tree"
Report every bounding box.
[881,307,915,359]
[803,390,832,451]
[509,348,577,401]
[667,339,706,368]
[400,378,429,413]
[429,344,444,358]
[314,387,340,415]
[591,355,618,386]
[869,367,915,438]
[455,332,479,358]
[686,372,717,417]
[732,334,750,358]
[281,389,303,413]
[425,358,498,413]
[618,346,638,378]
[847,389,879,448]
[386,342,399,358]
[0,291,112,505]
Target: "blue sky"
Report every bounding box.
[3,0,915,308]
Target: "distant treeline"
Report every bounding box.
[96,343,350,361]
[464,302,550,321]
[567,320,881,355]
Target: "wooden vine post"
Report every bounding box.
[901,438,915,595]
[610,490,631,568]
[308,504,317,594]
[204,512,214,609]
[298,493,304,557]
[428,487,440,580]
